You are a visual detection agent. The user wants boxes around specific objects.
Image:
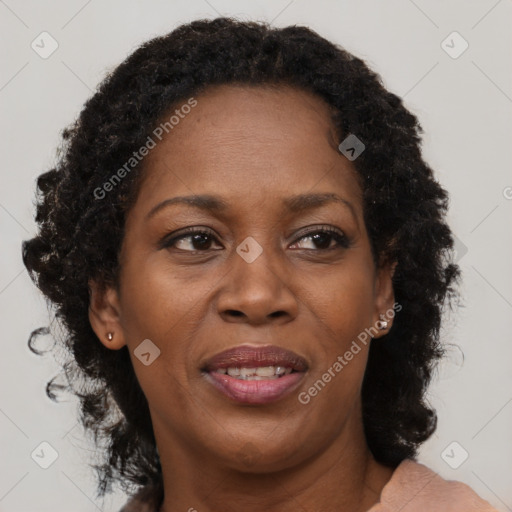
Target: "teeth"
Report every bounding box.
[255,366,275,377]
[216,366,293,379]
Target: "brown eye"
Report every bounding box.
[290,227,350,250]
[162,228,222,252]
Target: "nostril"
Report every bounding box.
[226,310,244,317]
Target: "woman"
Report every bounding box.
[22,17,498,512]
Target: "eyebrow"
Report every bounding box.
[145,193,356,221]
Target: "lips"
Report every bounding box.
[202,345,308,373]
[201,345,308,405]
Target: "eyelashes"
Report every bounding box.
[162,227,220,252]
[160,225,352,253]
[291,226,351,250]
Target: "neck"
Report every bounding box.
[155,409,394,512]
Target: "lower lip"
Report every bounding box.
[204,371,305,404]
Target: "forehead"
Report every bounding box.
[134,84,362,216]
[154,83,341,156]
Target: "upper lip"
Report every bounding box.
[202,345,308,372]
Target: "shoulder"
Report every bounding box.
[368,459,499,512]
[119,461,499,512]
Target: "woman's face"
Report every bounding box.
[90,84,395,472]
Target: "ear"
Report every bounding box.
[88,278,126,350]
[372,261,397,339]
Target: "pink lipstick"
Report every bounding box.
[202,345,308,405]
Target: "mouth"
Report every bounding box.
[201,344,308,405]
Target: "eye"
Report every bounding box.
[161,225,351,253]
[161,227,222,252]
[290,226,351,251]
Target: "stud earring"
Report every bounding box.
[376,315,388,330]
[107,332,114,342]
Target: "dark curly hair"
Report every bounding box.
[22,16,460,503]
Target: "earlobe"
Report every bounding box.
[88,279,126,350]
[373,261,397,338]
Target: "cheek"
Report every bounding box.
[300,260,375,403]
[118,257,224,400]
[117,261,198,418]
[119,257,212,340]
[309,262,375,342]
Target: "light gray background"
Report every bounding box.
[1,1,511,511]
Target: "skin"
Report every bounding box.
[89,84,397,512]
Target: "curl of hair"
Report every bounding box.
[22,17,460,501]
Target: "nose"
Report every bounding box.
[216,245,299,326]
